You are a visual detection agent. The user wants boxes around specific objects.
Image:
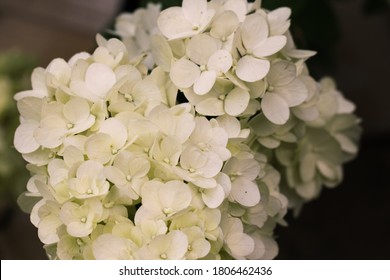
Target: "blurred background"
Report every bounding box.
[0,0,389,259]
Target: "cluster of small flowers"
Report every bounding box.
[13,0,360,259]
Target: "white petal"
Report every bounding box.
[193,70,217,95]
[34,116,67,149]
[63,146,84,167]
[202,185,225,208]
[292,105,319,122]
[215,115,241,138]
[246,233,266,259]
[236,56,270,82]
[99,118,127,149]
[63,97,91,124]
[159,181,192,213]
[261,92,290,125]
[48,159,68,186]
[241,14,268,50]
[334,133,358,154]
[17,97,42,121]
[93,234,136,259]
[14,121,40,154]
[276,79,308,107]
[187,34,219,65]
[151,35,173,72]
[207,50,233,74]
[67,221,93,238]
[300,153,317,183]
[210,10,239,39]
[248,113,278,137]
[196,98,224,116]
[337,94,356,114]
[85,63,116,99]
[231,177,260,207]
[284,49,317,59]
[31,67,47,90]
[257,136,281,149]
[267,60,296,86]
[253,36,287,57]
[170,58,200,88]
[226,232,254,257]
[224,0,248,22]
[267,7,291,35]
[157,7,194,40]
[104,166,126,186]
[85,133,112,164]
[296,181,319,200]
[22,148,52,166]
[46,58,71,85]
[38,215,61,244]
[259,235,279,260]
[224,87,250,116]
[165,231,189,259]
[14,90,47,100]
[182,0,207,26]
[316,160,338,180]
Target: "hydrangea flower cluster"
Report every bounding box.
[13,0,361,259]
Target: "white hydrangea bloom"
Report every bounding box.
[13,0,361,260]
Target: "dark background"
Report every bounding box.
[0,0,389,259]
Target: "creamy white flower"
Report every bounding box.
[191,117,230,159]
[150,134,182,167]
[281,31,317,62]
[147,104,195,143]
[246,231,279,260]
[60,198,104,238]
[184,84,251,117]
[33,97,95,149]
[93,234,139,260]
[85,117,128,164]
[70,62,116,102]
[210,10,239,44]
[135,180,192,222]
[109,70,162,115]
[68,160,109,199]
[56,233,90,260]
[199,173,231,208]
[261,60,308,125]
[104,151,150,201]
[248,112,300,149]
[170,34,232,95]
[14,120,40,154]
[138,230,188,259]
[223,156,261,207]
[234,13,287,82]
[220,216,254,258]
[182,226,211,259]
[116,3,162,69]
[157,0,215,40]
[267,7,291,36]
[138,219,168,241]
[215,115,250,140]
[31,199,62,244]
[176,145,221,188]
